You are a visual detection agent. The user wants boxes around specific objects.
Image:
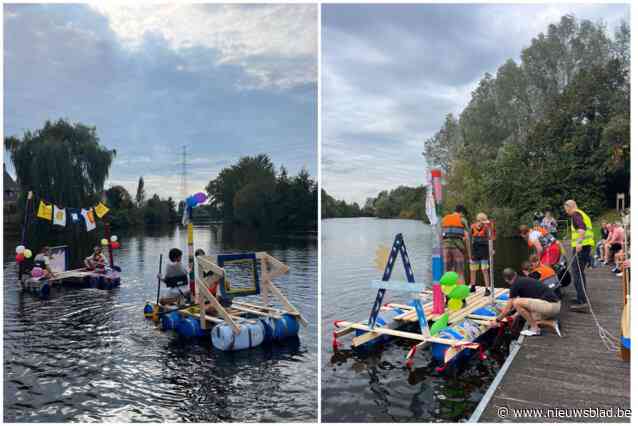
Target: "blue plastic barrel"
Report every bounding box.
[160,311,182,331]
[354,307,404,348]
[177,316,207,338]
[211,320,265,351]
[261,314,300,342]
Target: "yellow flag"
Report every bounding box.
[94,202,110,218]
[37,201,53,221]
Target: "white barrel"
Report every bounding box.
[211,320,265,351]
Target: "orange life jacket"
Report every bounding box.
[442,213,465,239]
[531,264,559,289]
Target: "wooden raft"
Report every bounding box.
[336,288,508,348]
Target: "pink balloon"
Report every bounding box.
[194,192,207,203]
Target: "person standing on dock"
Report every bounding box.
[441,205,470,284]
[564,200,595,312]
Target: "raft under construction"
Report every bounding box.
[144,251,308,352]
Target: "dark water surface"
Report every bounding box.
[321,218,527,422]
[4,225,317,422]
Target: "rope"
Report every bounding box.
[573,247,620,352]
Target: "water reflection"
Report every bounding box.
[4,225,317,422]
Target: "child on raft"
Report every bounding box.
[33,246,54,278]
[84,246,107,272]
[157,248,191,305]
[194,249,230,314]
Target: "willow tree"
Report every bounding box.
[5,119,116,207]
[5,119,116,264]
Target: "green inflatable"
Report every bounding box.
[430,313,449,336]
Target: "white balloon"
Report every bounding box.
[15,245,25,254]
[110,235,118,242]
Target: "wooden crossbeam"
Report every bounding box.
[262,278,308,327]
[196,277,240,334]
[340,321,475,348]
[230,304,283,319]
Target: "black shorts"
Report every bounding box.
[610,243,622,255]
[471,242,489,261]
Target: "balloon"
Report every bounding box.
[441,284,455,296]
[101,238,109,246]
[110,235,118,242]
[194,192,207,203]
[16,253,25,263]
[24,249,33,259]
[430,313,449,336]
[448,298,463,311]
[186,196,198,208]
[440,271,459,287]
[31,267,43,278]
[448,284,471,300]
[111,241,120,249]
[15,245,25,254]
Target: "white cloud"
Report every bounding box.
[89,4,317,89]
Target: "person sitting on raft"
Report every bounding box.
[84,246,107,272]
[491,268,561,337]
[33,246,54,278]
[519,224,561,266]
[194,249,232,313]
[469,212,494,296]
[157,248,191,305]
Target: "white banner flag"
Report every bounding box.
[52,205,67,227]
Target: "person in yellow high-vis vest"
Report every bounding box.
[563,200,595,312]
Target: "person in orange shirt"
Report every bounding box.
[469,212,494,296]
[441,205,470,284]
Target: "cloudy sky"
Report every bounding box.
[322,3,629,205]
[4,4,317,200]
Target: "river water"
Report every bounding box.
[4,225,317,422]
[321,218,527,422]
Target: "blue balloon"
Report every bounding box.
[186,196,198,207]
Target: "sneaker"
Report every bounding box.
[611,267,620,274]
[470,285,476,293]
[553,320,562,337]
[521,328,542,337]
[616,272,623,277]
[484,288,491,297]
[569,303,588,312]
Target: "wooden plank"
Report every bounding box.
[196,278,240,334]
[262,279,308,327]
[342,321,475,347]
[230,304,283,319]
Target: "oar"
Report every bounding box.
[156,254,163,305]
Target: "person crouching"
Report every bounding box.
[492,268,562,337]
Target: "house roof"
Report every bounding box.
[4,165,19,192]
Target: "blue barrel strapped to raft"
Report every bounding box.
[161,310,182,331]
[260,313,300,343]
[177,316,207,338]
[211,320,266,351]
[354,307,404,349]
[432,319,483,363]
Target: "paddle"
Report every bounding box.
[156,254,163,305]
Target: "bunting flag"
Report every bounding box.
[53,205,67,227]
[81,208,96,231]
[68,208,81,225]
[37,201,53,221]
[94,202,110,218]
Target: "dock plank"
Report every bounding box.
[479,262,630,423]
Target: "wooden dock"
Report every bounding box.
[478,263,630,422]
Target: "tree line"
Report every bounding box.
[322,186,425,220]
[206,154,317,231]
[5,120,316,234]
[424,15,630,231]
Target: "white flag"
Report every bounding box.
[52,205,66,227]
[425,186,438,225]
[81,208,96,231]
